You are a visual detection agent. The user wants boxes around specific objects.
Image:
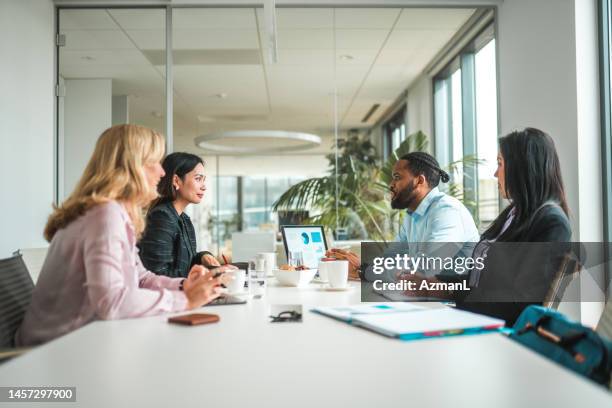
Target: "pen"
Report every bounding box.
[222,253,228,265]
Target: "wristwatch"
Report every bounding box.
[179,278,186,291]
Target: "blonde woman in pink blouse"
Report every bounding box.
[16,124,228,346]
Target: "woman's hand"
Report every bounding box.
[212,264,237,274]
[201,253,221,267]
[325,248,361,280]
[216,273,234,286]
[183,265,223,309]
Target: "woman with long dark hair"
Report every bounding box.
[139,152,230,278]
[481,127,569,242]
[404,128,572,325]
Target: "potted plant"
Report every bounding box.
[272,130,481,241]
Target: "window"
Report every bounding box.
[433,25,498,227]
[598,0,612,298]
[209,176,306,249]
[450,69,464,165]
[475,39,499,224]
[243,177,267,230]
[210,176,239,251]
[599,0,612,243]
[383,106,407,160]
[450,68,464,198]
[242,177,305,230]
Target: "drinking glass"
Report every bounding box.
[248,259,266,297]
[288,251,303,268]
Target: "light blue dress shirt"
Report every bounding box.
[395,187,480,246]
[364,187,480,283]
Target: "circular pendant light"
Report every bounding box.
[194,130,321,154]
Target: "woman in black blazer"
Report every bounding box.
[138,153,228,278]
[457,127,573,325]
[406,128,572,325]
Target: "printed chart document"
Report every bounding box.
[312,304,504,341]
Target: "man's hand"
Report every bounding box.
[325,248,361,280]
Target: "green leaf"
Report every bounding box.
[379,130,429,185]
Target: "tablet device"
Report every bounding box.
[208,295,247,306]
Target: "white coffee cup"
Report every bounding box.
[225,269,246,294]
[258,252,276,275]
[326,260,349,289]
[317,258,336,282]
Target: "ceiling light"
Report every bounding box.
[195,130,321,154]
[81,56,96,61]
[339,54,354,61]
[212,93,228,99]
[151,111,163,118]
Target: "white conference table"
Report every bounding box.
[0,280,610,407]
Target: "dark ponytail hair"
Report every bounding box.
[481,127,569,241]
[400,151,450,187]
[154,152,204,206]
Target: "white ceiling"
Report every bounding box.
[59,7,475,155]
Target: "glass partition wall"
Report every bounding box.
[57,8,167,199]
[57,6,496,257]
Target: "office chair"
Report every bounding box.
[543,250,583,310]
[0,250,35,362]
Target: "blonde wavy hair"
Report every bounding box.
[44,124,165,241]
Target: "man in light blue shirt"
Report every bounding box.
[327,152,479,280]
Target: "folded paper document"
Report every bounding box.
[312,304,504,341]
[312,303,424,322]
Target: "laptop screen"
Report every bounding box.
[281,225,328,269]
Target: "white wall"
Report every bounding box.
[62,79,112,198]
[0,0,55,258]
[497,0,582,235]
[406,73,433,142]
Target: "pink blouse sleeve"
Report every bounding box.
[83,208,188,320]
[135,252,184,291]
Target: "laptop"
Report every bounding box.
[280,225,328,269]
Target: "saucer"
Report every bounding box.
[319,286,352,292]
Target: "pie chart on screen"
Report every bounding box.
[301,232,310,244]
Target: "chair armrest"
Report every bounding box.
[0,347,31,362]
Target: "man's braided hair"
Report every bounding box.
[399,152,450,187]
